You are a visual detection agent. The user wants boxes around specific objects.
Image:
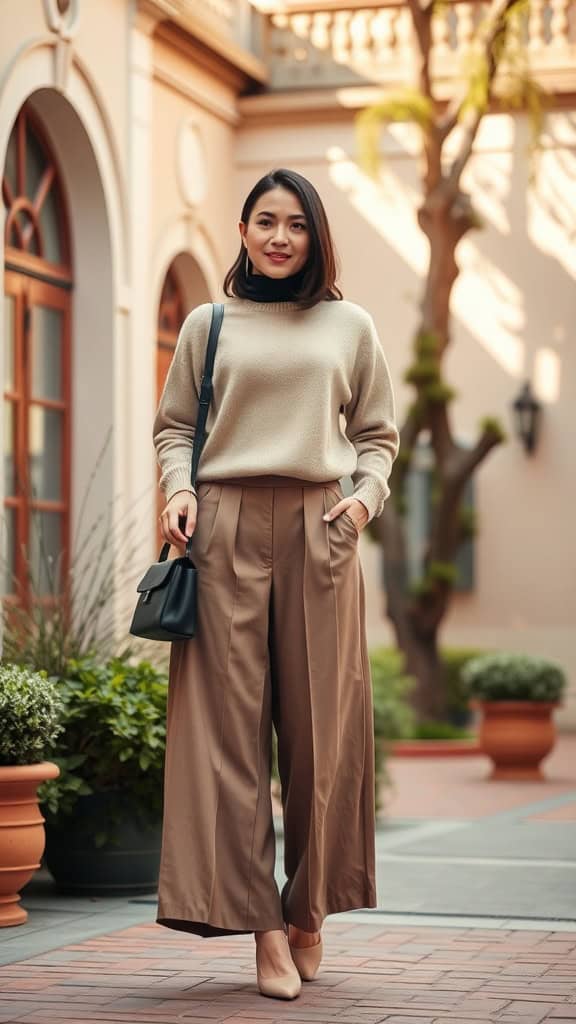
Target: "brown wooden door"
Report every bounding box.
[3,103,72,603]
[3,271,71,601]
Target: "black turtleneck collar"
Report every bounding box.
[241,267,306,303]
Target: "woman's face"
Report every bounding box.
[239,186,310,278]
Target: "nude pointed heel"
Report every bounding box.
[255,934,302,1000]
[257,966,302,1000]
[289,937,323,981]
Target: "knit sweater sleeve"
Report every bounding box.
[344,313,400,521]
[153,303,212,502]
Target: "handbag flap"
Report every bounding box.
[136,558,179,593]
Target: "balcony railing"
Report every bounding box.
[260,0,576,92]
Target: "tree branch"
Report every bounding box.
[391,400,427,493]
[405,0,444,192]
[455,423,505,485]
[442,0,523,193]
[428,400,455,467]
[406,0,433,100]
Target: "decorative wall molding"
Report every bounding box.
[176,119,207,209]
[42,0,80,90]
[42,0,80,38]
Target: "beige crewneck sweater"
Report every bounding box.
[153,297,399,521]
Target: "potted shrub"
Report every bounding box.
[0,664,62,927]
[442,647,483,727]
[370,648,415,804]
[40,655,168,895]
[462,653,566,780]
[370,647,480,758]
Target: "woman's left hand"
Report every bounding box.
[323,497,369,533]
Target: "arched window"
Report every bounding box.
[2,106,72,601]
[155,265,185,527]
[157,265,185,400]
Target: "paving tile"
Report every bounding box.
[431,1019,499,1024]
[0,1004,44,1020]
[497,1013,555,1024]
[223,1019,275,1023]
[380,1019,435,1024]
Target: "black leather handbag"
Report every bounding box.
[129,303,224,642]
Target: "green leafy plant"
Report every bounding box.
[442,647,484,723]
[2,435,141,678]
[369,648,416,810]
[0,664,63,766]
[40,656,168,842]
[370,648,416,742]
[370,646,480,733]
[462,653,566,703]
[410,719,473,741]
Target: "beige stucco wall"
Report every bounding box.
[234,109,576,726]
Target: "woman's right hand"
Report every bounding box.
[159,490,198,550]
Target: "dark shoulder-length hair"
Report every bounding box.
[223,168,342,309]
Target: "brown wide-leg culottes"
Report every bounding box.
[157,476,377,938]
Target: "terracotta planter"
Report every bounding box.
[389,738,481,757]
[0,761,59,927]
[475,701,559,780]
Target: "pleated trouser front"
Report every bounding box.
[156,477,377,937]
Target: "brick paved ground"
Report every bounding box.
[1,920,576,1024]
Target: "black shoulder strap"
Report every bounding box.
[191,303,224,488]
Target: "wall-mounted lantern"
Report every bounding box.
[512,381,541,455]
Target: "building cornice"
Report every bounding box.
[139,0,268,85]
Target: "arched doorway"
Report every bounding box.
[157,264,185,404]
[154,254,211,532]
[155,265,185,532]
[2,104,72,601]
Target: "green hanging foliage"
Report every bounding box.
[480,416,507,443]
[429,560,458,585]
[409,560,458,601]
[460,51,491,120]
[404,358,440,386]
[423,381,457,404]
[356,89,434,178]
[414,330,441,358]
[409,577,436,600]
[458,506,477,540]
[457,0,547,179]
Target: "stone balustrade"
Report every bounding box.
[259,0,576,92]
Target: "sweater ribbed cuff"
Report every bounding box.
[162,466,194,503]
[352,477,390,522]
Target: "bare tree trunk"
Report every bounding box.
[378,498,447,719]
[401,631,444,720]
[362,0,524,718]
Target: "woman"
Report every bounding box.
[153,168,399,1000]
